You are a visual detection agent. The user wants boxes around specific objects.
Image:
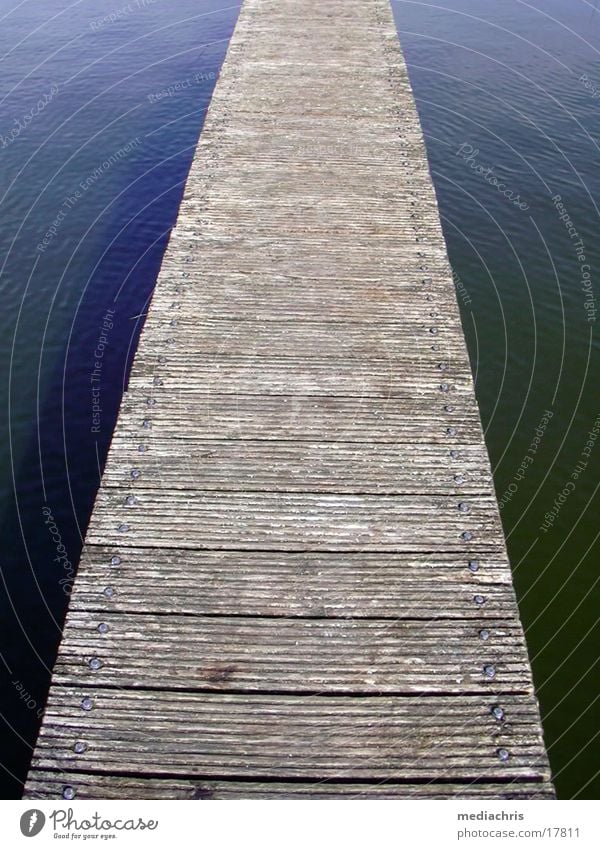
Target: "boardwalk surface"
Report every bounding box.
[25,0,553,799]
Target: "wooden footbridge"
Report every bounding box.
[25,0,553,799]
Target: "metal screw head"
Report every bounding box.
[170,320,178,327]
[483,664,496,679]
[461,531,473,541]
[63,786,76,800]
[110,555,121,566]
[454,474,465,484]
[125,496,136,506]
[131,469,141,480]
[73,741,87,754]
[138,444,147,453]
[146,398,156,406]
[81,697,93,711]
[440,383,450,392]
[474,594,485,605]
[458,502,470,513]
[117,524,129,533]
[429,327,438,335]
[142,419,151,429]
[98,623,109,634]
[450,450,459,459]
[154,378,163,387]
[446,427,457,436]
[438,363,448,371]
[431,344,438,351]
[444,404,455,412]
[468,559,480,572]
[491,705,505,721]
[182,272,190,278]
[158,356,167,364]
[497,748,510,762]
[103,587,114,598]
[479,629,490,641]
[89,657,102,670]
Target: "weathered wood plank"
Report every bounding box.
[135,318,462,359]
[24,772,556,800]
[127,358,472,400]
[135,277,468,326]
[86,490,504,551]
[118,393,483,444]
[70,547,513,618]
[54,612,531,695]
[101,439,492,494]
[25,0,552,800]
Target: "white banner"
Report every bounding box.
[1,799,598,849]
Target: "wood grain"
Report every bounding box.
[54,612,532,694]
[31,691,550,782]
[24,771,556,800]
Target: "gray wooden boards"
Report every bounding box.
[24,0,553,800]
[26,771,556,800]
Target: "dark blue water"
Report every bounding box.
[0,0,597,799]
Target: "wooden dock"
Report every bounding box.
[25,0,553,799]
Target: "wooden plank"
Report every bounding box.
[24,772,556,800]
[53,612,532,695]
[118,393,484,444]
[134,276,468,326]
[127,358,473,399]
[70,546,514,618]
[101,439,492,494]
[138,317,466,360]
[31,690,550,782]
[138,316,468,360]
[86,490,504,552]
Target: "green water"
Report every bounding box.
[395,0,600,799]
